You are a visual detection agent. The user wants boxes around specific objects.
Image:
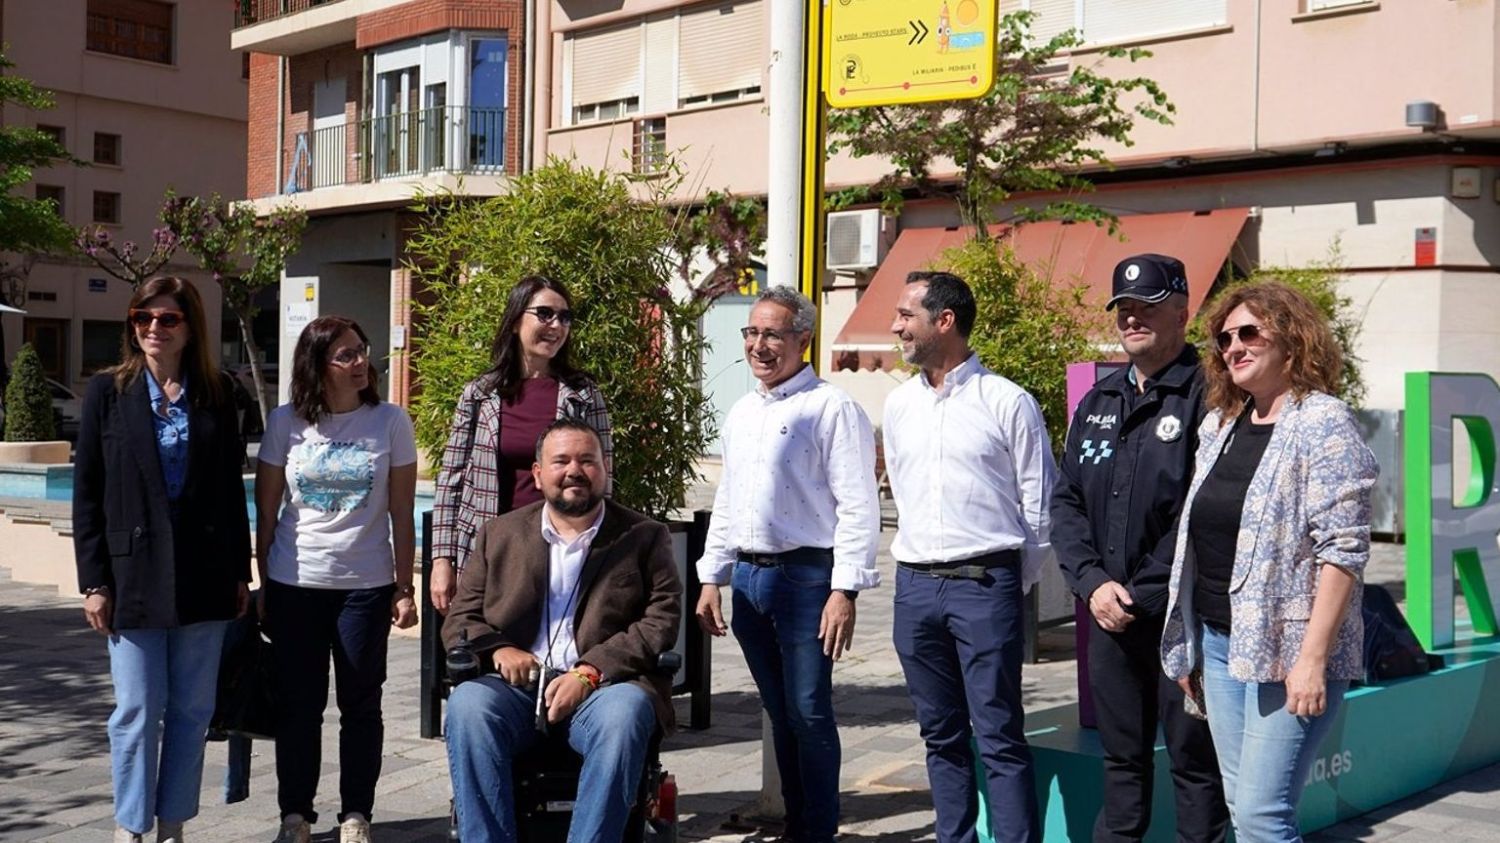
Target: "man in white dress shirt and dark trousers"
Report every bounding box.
[884,271,1055,843]
[694,285,881,843]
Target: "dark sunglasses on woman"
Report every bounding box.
[129,308,186,329]
[524,306,576,327]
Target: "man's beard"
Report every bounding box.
[549,479,602,516]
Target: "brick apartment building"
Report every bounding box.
[236,0,526,405]
[3,0,247,391]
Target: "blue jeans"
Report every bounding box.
[731,554,841,843]
[1200,625,1347,843]
[267,581,393,824]
[893,564,1037,843]
[446,677,656,843]
[107,620,229,834]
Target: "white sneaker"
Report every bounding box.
[339,813,372,843]
[156,820,184,843]
[113,828,143,843]
[273,814,311,843]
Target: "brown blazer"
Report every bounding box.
[442,499,682,730]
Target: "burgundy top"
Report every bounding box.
[498,377,560,512]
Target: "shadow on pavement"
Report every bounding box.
[679,788,936,842]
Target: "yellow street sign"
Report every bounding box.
[825,0,997,109]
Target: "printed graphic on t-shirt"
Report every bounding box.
[293,439,375,512]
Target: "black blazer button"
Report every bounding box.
[132,526,143,538]
[204,525,215,534]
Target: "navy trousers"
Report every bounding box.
[893,562,1039,843]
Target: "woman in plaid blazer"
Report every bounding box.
[428,275,613,612]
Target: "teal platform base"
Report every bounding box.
[976,636,1500,841]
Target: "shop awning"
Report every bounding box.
[830,208,1251,372]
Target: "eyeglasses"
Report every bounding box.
[128,309,186,329]
[1214,324,1269,353]
[740,327,800,346]
[524,306,576,327]
[330,345,371,367]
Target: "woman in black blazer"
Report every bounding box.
[73,276,251,843]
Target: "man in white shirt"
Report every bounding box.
[443,419,682,843]
[694,286,880,843]
[884,271,1055,843]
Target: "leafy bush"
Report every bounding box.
[405,160,717,519]
[1189,246,1365,409]
[937,238,1109,453]
[4,344,55,442]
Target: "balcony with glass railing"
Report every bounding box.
[284,105,507,196]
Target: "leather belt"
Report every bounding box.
[736,547,834,568]
[898,548,1021,580]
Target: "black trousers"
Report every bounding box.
[1087,613,1227,843]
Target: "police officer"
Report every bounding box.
[1051,254,1228,842]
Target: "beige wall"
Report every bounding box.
[546,0,1500,194]
[4,0,248,389]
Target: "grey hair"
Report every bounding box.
[756,285,817,334]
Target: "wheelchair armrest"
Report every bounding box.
[654,650,682,676]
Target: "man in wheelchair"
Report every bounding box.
[442,419,682,842]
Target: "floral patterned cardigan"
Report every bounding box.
[1160,391,1379,684]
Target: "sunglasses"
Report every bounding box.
[129,309,186,329]
[1214,324,1269,353]
[524,306,576,327]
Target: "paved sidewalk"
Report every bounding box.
[2,539,1498,841]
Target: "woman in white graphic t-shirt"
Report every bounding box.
[254,315,418,843]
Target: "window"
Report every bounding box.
[92,191,121,224]
[678,1,763,108]
[36,185,65,215]
[1305,0,1373,11]
[37,124,66,148]
[573,97,640,124]
[82,321,124,375]
[633,117,667,174]
[94,132,122,166]
[87,0,174,65]
[568,24,643,125]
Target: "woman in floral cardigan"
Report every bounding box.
[1161,281,1378,842]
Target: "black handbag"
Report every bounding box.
[210,602,277,742]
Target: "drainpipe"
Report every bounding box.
[276,56,287,192]
[1251,0,1262,153]
[531,0,552,170]
[522,0,536,172]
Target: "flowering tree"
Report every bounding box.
[161,192,306,426]
[73,225,179,286]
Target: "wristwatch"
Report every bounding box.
[838,589,858,601]
[394,584,416,598]
[84,585,112,598]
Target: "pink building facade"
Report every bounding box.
[4,0,247,391]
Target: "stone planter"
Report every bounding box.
[0,441,71,464]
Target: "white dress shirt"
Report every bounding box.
[883,353,1056,588]
[531,503,606,670]
[695,364,880,592]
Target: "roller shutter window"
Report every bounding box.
[570,23,643,123]
[678,0,764,107]
[1080,0,1227,45]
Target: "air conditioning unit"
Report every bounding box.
[825,209,892,272]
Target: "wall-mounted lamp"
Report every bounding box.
[1313,141,1348,158]
[1163,156,1192,169]
[1406,100,1440,131]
